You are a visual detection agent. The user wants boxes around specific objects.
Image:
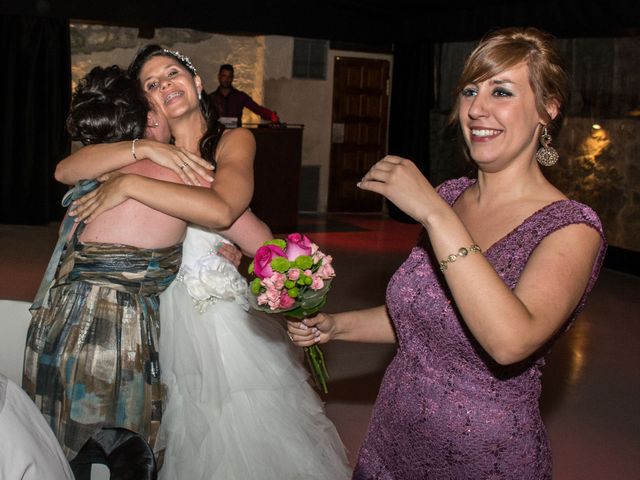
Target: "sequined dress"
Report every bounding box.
[353,177,606,479]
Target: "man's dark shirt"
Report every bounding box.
[209,87,276,124]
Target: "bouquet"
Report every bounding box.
[247,233,335,393]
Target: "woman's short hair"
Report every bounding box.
[66,65,148,145]
[449,27,570,134]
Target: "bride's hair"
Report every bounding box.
[128,44,224,168]
[66,65,148,145]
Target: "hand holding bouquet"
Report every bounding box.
[248,233,335,393]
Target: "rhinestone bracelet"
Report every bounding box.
[439,244,481,272]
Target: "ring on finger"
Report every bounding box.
[179,162,188,169]
[287,332,294,342]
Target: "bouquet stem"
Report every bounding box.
[304,344,329,394]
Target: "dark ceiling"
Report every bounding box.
[0,0,636,45]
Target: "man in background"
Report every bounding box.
[209,64,280,127]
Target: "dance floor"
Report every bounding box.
[0,214,638,478]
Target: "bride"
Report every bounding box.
[59,46,350,479]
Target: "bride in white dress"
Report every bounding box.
[59,46,350,479]
[157,225,350,479]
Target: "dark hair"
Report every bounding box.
[450,27,569,135]
[219,64,234,74]
[66,65,148,145]
[128,44,224,167]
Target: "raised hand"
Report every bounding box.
[357,155,444,225]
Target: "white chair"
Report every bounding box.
[0,300,31,384]
[0,300,110,479]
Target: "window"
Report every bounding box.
[292,38,328,79]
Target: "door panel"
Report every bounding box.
[328,57,390,212]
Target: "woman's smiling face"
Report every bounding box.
[458,62,545,171]
[139,55,202,122]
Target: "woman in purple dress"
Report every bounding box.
[288,27,606,478]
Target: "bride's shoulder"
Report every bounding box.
[220,127,254,144]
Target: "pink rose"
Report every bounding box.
[310,275,325,290]
[317,263,335,280]
[285,233,312,261]
[288,268,301,281]
[265,285,280,303]
[268,272,286,290]
[253,245,287,279]
[279,291,296,309]
[313,250,328,264]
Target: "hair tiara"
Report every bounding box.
[162,49,197,75]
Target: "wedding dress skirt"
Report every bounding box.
[157,226,350,479]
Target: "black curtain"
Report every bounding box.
[386,41,434,223]
[0,15,70,224]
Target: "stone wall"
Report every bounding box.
[70,24,392,212]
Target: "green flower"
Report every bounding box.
[288,287,299,298]
[265,238,286,249]
[247,261,254,275]
[294,255,313,270]
[271,257,291,273]
[250,278,262,295]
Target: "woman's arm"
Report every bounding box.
[70,128,256,231]
[359,155,603,365]
[55,140,213,186]
[218,209,272,257]
[287,306,397,346]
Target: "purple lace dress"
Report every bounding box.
[353,178,606,480]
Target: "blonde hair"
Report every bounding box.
[449,27,569,134]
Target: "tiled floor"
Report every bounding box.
[1,214,638,478]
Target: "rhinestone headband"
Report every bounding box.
[162,49,197,75]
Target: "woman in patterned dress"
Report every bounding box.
[23,65,188,479]
[288,27,606,479]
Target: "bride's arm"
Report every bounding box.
[70,129,256,231]
[55,140,214,186]
[218,209,273,257]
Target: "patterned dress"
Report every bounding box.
[353,177,606,479]
[23,232,181,460]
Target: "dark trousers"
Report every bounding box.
[70,428,157,480]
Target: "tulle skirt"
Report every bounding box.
[157,280,351,479]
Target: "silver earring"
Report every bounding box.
[536,125,559,166]
[153,121,159,127]
[198,91,202,101]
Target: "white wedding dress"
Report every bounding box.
[157,225,351,479]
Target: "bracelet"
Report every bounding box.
[439,244,481,272]
[131,138,140,161]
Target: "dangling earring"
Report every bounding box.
[198,91,202,101]
[536,125,559,166]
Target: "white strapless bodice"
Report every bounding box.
[176,225,248,312]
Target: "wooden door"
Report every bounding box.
[328,57,390,212]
